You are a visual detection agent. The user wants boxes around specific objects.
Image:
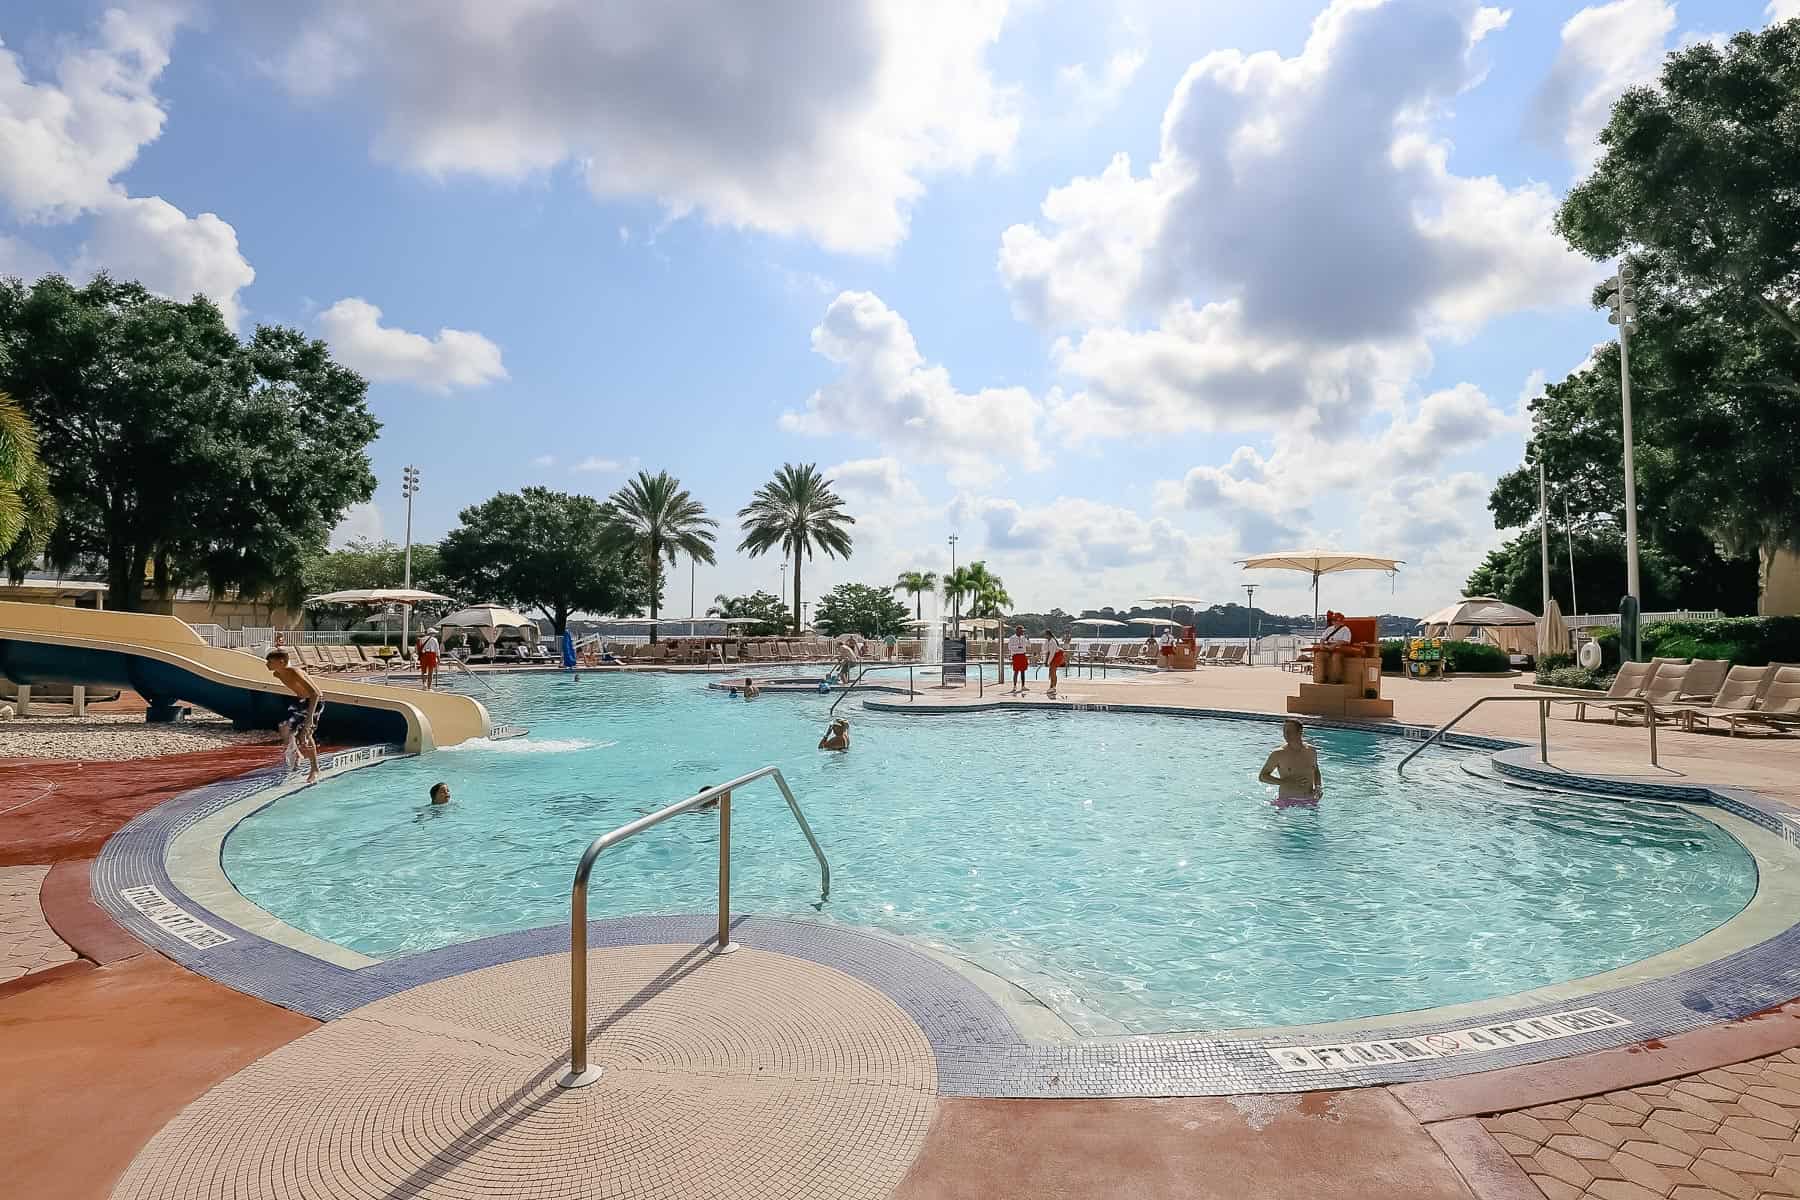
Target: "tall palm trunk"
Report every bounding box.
[791,538,802,635]
[915,591,921,620]
[647,538,660,644]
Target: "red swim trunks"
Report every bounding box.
[420,651,439,672]
[1011,653,1029,672]
[1050,651,1067,668]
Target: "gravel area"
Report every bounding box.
[0,713,279,761]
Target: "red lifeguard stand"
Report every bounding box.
[1285,613,1393,719]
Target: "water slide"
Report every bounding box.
[0,602,491,752]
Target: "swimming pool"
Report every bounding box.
[222,672,1757,1034]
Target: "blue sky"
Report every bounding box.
[2,0,1790,620]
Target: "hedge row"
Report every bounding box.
[1378,639,1511,674]
[1589,616,1800,669]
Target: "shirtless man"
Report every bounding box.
[1258,719,1323,807]
[818,718,850,752]
[266,649,322,783]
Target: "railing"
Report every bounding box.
[1396,693,1659,776]
[1565,609,1722,630]
[559,765,829,1088]
[826,659,988,718]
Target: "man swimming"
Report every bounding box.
[266,648,322,783]
[1258,719,1323,807]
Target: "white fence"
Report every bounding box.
[189,624,276,650]
[1564,610,1723,630]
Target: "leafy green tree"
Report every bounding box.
[940,566,976,626]
[599,470,717,642]
[440,487,649,634]
[299,538,451,629]
[813,582,911,638]
[706,589,789,636]
[737,463,854,635]
[1463,527,1758,616]
[1550,22,1800,578]
[966,562,1009,621]
[0,391,55,580]
[0,275,378,610]
[1558,21,1800,351]
[892,569,938,620]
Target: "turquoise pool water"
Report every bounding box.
[222,672,1757,1033]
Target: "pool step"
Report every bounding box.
[1459,759,1684,810]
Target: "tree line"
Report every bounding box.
[1474,20,1799,616]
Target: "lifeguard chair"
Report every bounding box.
[1285,612,1394,719]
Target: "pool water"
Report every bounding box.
[222,672,1757,1033]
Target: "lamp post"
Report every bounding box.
[1533,413,1551,618]
[1605,265,1642,658]
[1243,583,1259,664]
[948,534,960,638]
[400,465,420,658]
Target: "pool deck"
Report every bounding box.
[4,666,1800,1198]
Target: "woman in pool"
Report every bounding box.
[818,718,850,752]
[1258,719,1324,807]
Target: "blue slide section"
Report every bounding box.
[0,637,409,745]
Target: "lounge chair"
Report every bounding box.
[1606,663,1690,725]
[1197,644,1222,665]
[1758,663,1800,705]
[1670,666,1769,735]
[1676,658,1731,703]
[1565,661,1654,723]
[1218,645,1246,665]
[1749,667,1800,734]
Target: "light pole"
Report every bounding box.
[1606,265,1642,657]
[1534,413,1551,618]
[400,465,420,658]
[1243,583,1259,665]
[1566,497,1579,618]
[948,534,960,638]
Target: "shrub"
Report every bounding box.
[1536,653,1574,677]
[1538,666,1614,690]
[1380,639,1404,673]
[1640,616,1800,666]
[1444,641,1510,673]
[1591,626,1621,669]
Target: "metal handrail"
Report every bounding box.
[826,659,987,717]
[559,764,829,1088]
[1396,693,1659,776]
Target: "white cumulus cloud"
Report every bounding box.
[824,457,927,509]
[317,298,507,393]
[0,7,256,322]
[260,0,1019,255]
[1002,0,1588,445]
[1530,0,1676,174]
[1770,1,1800,25]
[782,291,1043,486]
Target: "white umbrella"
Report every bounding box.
[1141,595,1207,607]
[1129,616,1184,628]
[439,604,541,649]
[1419,596,1538,630]
[1236,549,1403,625]
[1075,617,1129,628]
[1539,597,1571,657]
[306,588,453,606]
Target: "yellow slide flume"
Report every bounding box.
[0,602,491,752]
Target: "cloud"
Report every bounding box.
[261,0,1018,255]
[1003,0,1583,339]
[531,454,556,467]
[1770,1,1800,25]
[317,298,506,393]
[1002,0,1588,450]
[1046,299,1428,442]
[0,233,57,279]
[952,493,1205,574]
[76,195,256,325]
[1380,382,1523,475]
[823,456,927,508]
[782,291,1044,485]
[0,6,257,323]
[572,455,636,474]
[1058,48,1146,123]
[1530,0,1676,173]
[331,502,383,547]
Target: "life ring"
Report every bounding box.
[1577,641,1602,669]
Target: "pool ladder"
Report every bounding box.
[558,764,830,1088]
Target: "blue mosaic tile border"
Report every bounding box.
[91,718,1800,1098]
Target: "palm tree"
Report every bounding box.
[940,566,977,632]
[0,391,55,582]
[737,463,854,635]
[599,470,717,643]
[893,570,938,621]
